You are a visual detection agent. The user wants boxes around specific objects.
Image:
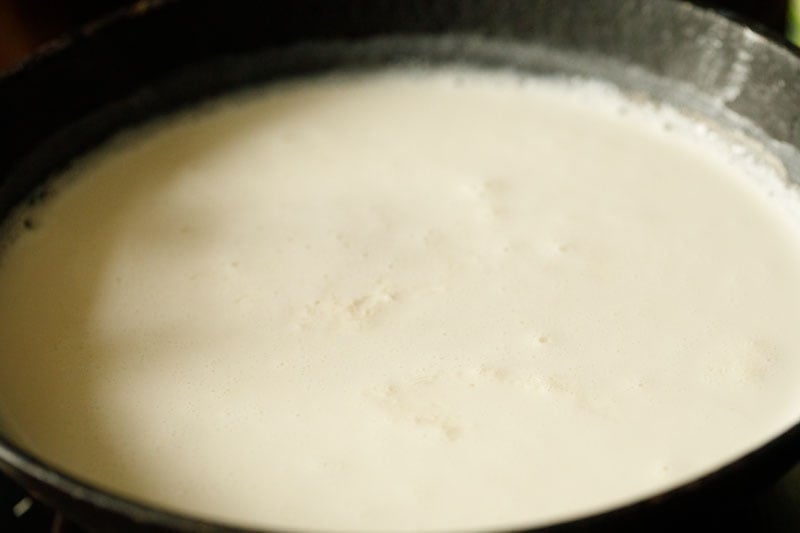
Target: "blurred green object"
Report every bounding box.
[790,0,800,44]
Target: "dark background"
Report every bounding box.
[0,0,793,71]
[0,0,798,532]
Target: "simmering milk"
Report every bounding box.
[0,70,799,531]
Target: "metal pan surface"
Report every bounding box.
[0,1,799,531]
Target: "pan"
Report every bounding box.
[0,0,799,531]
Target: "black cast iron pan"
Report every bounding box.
[0,0,799,531]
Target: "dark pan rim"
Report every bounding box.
[0,0,799,531]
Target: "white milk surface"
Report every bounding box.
[0,70,799,531]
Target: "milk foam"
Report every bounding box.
[0,70,799,531]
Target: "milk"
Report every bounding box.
[0,70,799,531]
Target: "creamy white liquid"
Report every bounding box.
[0,70,800,531]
